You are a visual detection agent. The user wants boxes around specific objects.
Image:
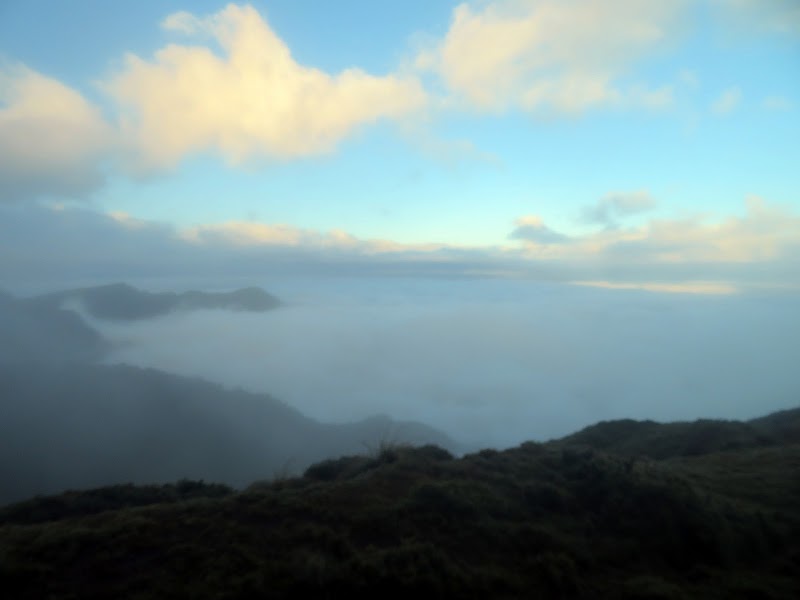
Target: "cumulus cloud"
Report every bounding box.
[0,64,116,203]
[415,0,685,114]
[103,4,427,171]
[0,4,428,197]
[581,190,657,227]
[711,86,742,115]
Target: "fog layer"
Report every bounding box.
[98,278,799,449]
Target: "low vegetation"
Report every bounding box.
[1,408,798,598]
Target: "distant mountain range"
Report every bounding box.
[0,283,456,504]
[0,282,280,362]
[0,289,108,363]
[0,362,456,505]
[25,282,281,320]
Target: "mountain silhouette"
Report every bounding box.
[0,290,108,363]
[25,282,281,321]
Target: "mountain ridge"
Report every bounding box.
[24,282,282,321]
[551,409,800,459]
[1,406,798,599]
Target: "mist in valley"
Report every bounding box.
[94,277,800,450]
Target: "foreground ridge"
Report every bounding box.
[1,409,799,599]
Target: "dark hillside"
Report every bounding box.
[1,409,798,599]
[749,407,800,444]
[554,408,800,459]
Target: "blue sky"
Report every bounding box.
[0,1,798,292]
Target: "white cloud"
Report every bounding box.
[711,86,742,115]
[416,0,685,114]
[0,64,116,202]
[103,4,427,171]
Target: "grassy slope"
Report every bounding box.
[1,411,799,599]
[554,408,800,459]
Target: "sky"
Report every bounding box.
[1,0,799,293]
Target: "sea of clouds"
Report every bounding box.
[95,276,799,450]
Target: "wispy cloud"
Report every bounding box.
[711,86,742,115]
[180,220,448,255]
[572,280,737,295]
[580,190,657,228]
[518,196,800,265]
[762,95,793,111]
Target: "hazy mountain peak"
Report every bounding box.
[26,282,282,321]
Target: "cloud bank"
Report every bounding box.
[2,196,798,295]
